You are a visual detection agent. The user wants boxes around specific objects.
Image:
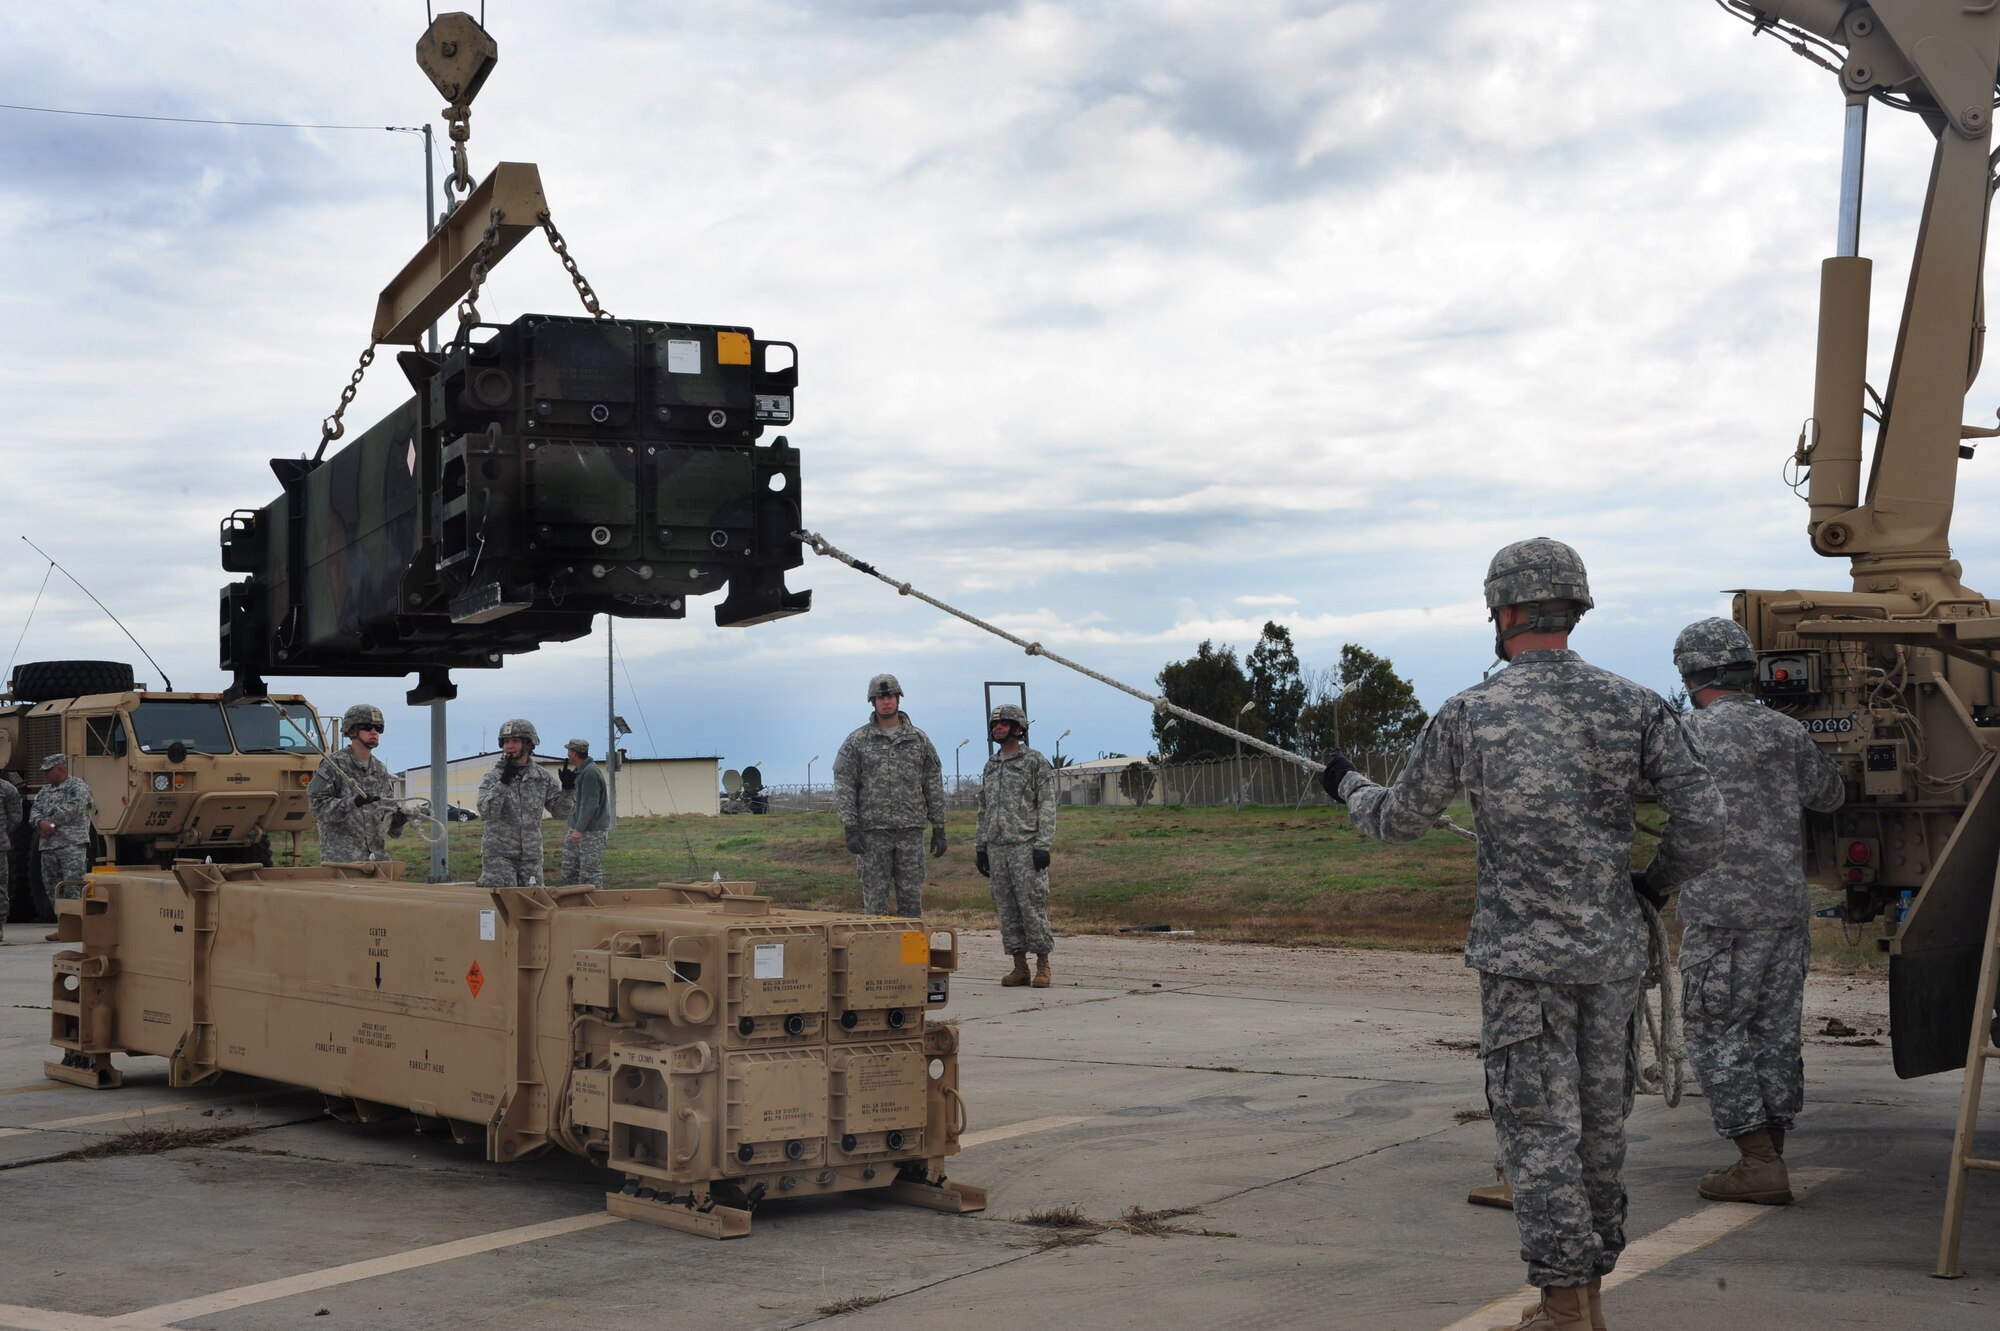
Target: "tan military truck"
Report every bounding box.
[1,660,324,921]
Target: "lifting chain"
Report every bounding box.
[444,100,475,197]
[539,209,613,320]
[315,344,377,462]
[454,205,507,343]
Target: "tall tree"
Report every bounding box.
[1297,644,1428,757]
[1153,640,1264,761]
[1245,621,1307,752]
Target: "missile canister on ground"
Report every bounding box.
[46,864,981,1238]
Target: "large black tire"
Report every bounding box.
[9,660,135,702]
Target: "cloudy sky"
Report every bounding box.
[5,1,1998,792]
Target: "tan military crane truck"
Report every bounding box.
[1722,2,2000,1078]
[1,659,324,922]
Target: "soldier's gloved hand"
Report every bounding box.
[1318,752,1357,802]
[558,765,577,790]
[500,762,523,784]
[843,826,866,855]
[1032,847,1051,872]
[1631,871,1670,913]
[352,794,379,808]
[975,847,990,878]
[387,810,408,837]
[930,826,948,858]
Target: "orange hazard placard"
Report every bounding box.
[466,960,485,998]
[900,931,928,965]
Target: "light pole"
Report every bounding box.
[955,738,969,802]
[1159,718,1177,807]
[1054,728,1070,764]
[1235,700,1255,812]
[806,753,820,797]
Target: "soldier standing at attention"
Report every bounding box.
[0,775,21,942]
[833,673,947,916]
[1320,540,1725,1331]
[975,703,1057,987]
[559,738,611,888]
[477,719,574,887]
[308,704,400,864]
[32,753,96,912]
[1671,617,1844,1206]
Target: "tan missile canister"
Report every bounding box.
[45,862,983,1238]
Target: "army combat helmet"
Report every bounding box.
[498,718,540,750]
[989,702,1028,740]
[867,673,903,701]
[1484,538,1592,655]
[341,703,385,736]
[1674,616,1756,692]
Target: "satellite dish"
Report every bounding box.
[721,768,743,794]
[742,764,763,791]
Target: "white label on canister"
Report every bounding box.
[667,339,701,374]
[753,942,784,980]
[478,909,497,942]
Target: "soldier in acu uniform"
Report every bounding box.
[1672,617,1844,1206]
[477,719,574,887]
[833,673,947,916]
[975,704,1057,987]
[0,775,21,942]
[32,753,96,913]
[559,738,612,888]
[1321,540,1726,1331]
[308,704,401,864]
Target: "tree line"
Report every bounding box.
[1151,623,1428,763]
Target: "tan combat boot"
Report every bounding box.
[1468,1166,1514,1209]
[1698,1126,1792,1204]
[1769,1126,1785,1157]
[1488,1285,1590,1330]
[1031,954,1052,988]
[1587,1278,1607,1331]
[1001,954,1031,987]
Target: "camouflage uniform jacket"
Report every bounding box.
[833,713,946,832]
[977,746,1056,848]
[1680,693,1845,930]
[477,760,575,857]
[567,761,611,834]
[307,749,397,859]
[1339,648,1726,984]
[31,776,94,850]
[0,780,21,841]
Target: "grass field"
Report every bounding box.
[315,803,1885,970]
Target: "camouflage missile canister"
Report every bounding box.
[219,316,809,694]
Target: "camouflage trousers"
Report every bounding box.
[317,832,386,865]
[561,830,608,888]
[42,846,90,910]
[987,844,1052,955]
[856,828,925,917]
[0,851,9,927]
[1680,922,1809,1139]
[479,850,546,888]
[1481,970,1642,1288]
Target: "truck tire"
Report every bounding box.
[9,660,135,702]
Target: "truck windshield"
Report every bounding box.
[130,700,235,755]
[226,700,324,754]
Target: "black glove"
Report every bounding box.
[1318,751,1357,802]
[844,826,866,855]
[975,847,990,877]
[500,761,523,783]
[558,764,577,790]
[387,810,408,837]
[1631,871,1669,913]
[1032,847,1051,872]
[352,793,379,808]
[930,826,948,858]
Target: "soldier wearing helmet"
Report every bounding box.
[476,718,575,886]
[1319,539,1725,1331]
[308,703,400,866]
[975,703,1057,987]
[832,673,948,916]
[558,737,613,889]
[1670,616,1843,1208]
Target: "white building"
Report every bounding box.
[398,752,722,819]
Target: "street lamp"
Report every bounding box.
[955,738,969,801]
[1235,701,1255,812]
[1054,728,1070,764]
[806,753,821,795]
